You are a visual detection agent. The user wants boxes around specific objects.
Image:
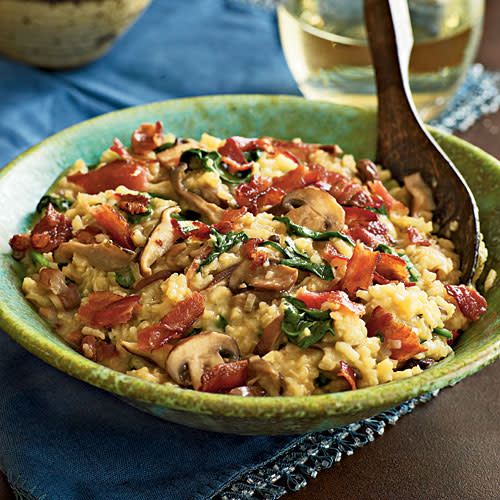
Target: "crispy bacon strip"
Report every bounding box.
[67,160,151,195]
[9,233,31,259]
[90,204,135,250]
[221,207,247,224]
[340,242,379,298]
[131,121,164,154]
[344,206,391,248]
[137,292,205,350]
[199,359,249,393]
[117,194,150,215]
[235,176,285,215]
[368,180,408,213]
[296,289,366,316]
[375,252,409,282]
[338,361,357,390]
[30,203,73,253]
[228,136,274,154]
[241,238,268,269]
[272,163,319,193]
[78,291,141,328]
[218,137,253,173]
[366,306,426,362]
[444,284,487,321]
[81,335,117,362]
[407,226,431,246]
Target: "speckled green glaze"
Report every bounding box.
[1,95,499,435]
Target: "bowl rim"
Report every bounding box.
[1,94,500,420]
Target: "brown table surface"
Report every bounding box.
[2,2,499,499]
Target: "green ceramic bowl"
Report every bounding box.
[1,95,499,435]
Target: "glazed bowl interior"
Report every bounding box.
[1,95,499,435]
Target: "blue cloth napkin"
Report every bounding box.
[0,2,302,499]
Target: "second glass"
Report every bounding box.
[278,0,484,121]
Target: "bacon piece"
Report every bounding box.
[221,207,247,224]
[323,242,349,265]
[199,359,249,393]
[66,329,84,346]
[226,136,275,154]
[218,137,253,173]
[90,204,134,250]
[131,121,164,154]
[78,292,141,328]
[272,163,319,192]
[117,194,150,215]
[241,238,268,269]
[312,166,382,209]
[375,252,409,282]
[137,292,205,350]
[30,203,73,253]
[81,335,117,362]
[269,138,323,162]
[368,180,408,213]
[344,206,391,248]
[407,225,431,246]
[337,361,357,390]
[444,284,487,321]
[38,268,81,310]
[235,176,285,215]
[9,233,31,259]
[67,160,151,195]
[340,242,379,298]
[296,289,366,316]
[366,306,426,362]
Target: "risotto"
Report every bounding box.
[9,122,488,396]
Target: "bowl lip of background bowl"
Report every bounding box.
[1,94,500,420]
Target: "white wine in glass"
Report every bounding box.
[278,0,484,121]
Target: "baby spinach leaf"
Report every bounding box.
[36,195,72,214]
[180,148,253,185]
[315,371,333,388]
[282,295,334,349]
[115,268,135,289]
[261,237,334,281]
[216,314,228,332]
[153,141,176,153]
[198,228,249,271]
[274,216,354,246]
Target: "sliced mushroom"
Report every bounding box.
[404,173,435,219]
[133,269,173,291]
[121,341,173,369]
[156,138,200,168]
[54,240,135,271]
[166,331,240,390]
[228,261,298,293]
[170,163,224,223]
[281,187,345,233]
[139,206,180,276]
[254,314,284,356]
[247,355,283,396]
[38,268,81,310]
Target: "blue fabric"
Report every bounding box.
[0,1,300,499]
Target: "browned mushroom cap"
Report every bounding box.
[38,268,81,310]
[139,206,180,277]
[121,341,173,369]
[170,163,224,223]
[281,187,345,233]
[246,355,283,396]
[165,331,240,389]
[156,139,200,168]
[403,173,435,219]
[228,261,298,293]
[254,314,284,356]
[54,240,135,271]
